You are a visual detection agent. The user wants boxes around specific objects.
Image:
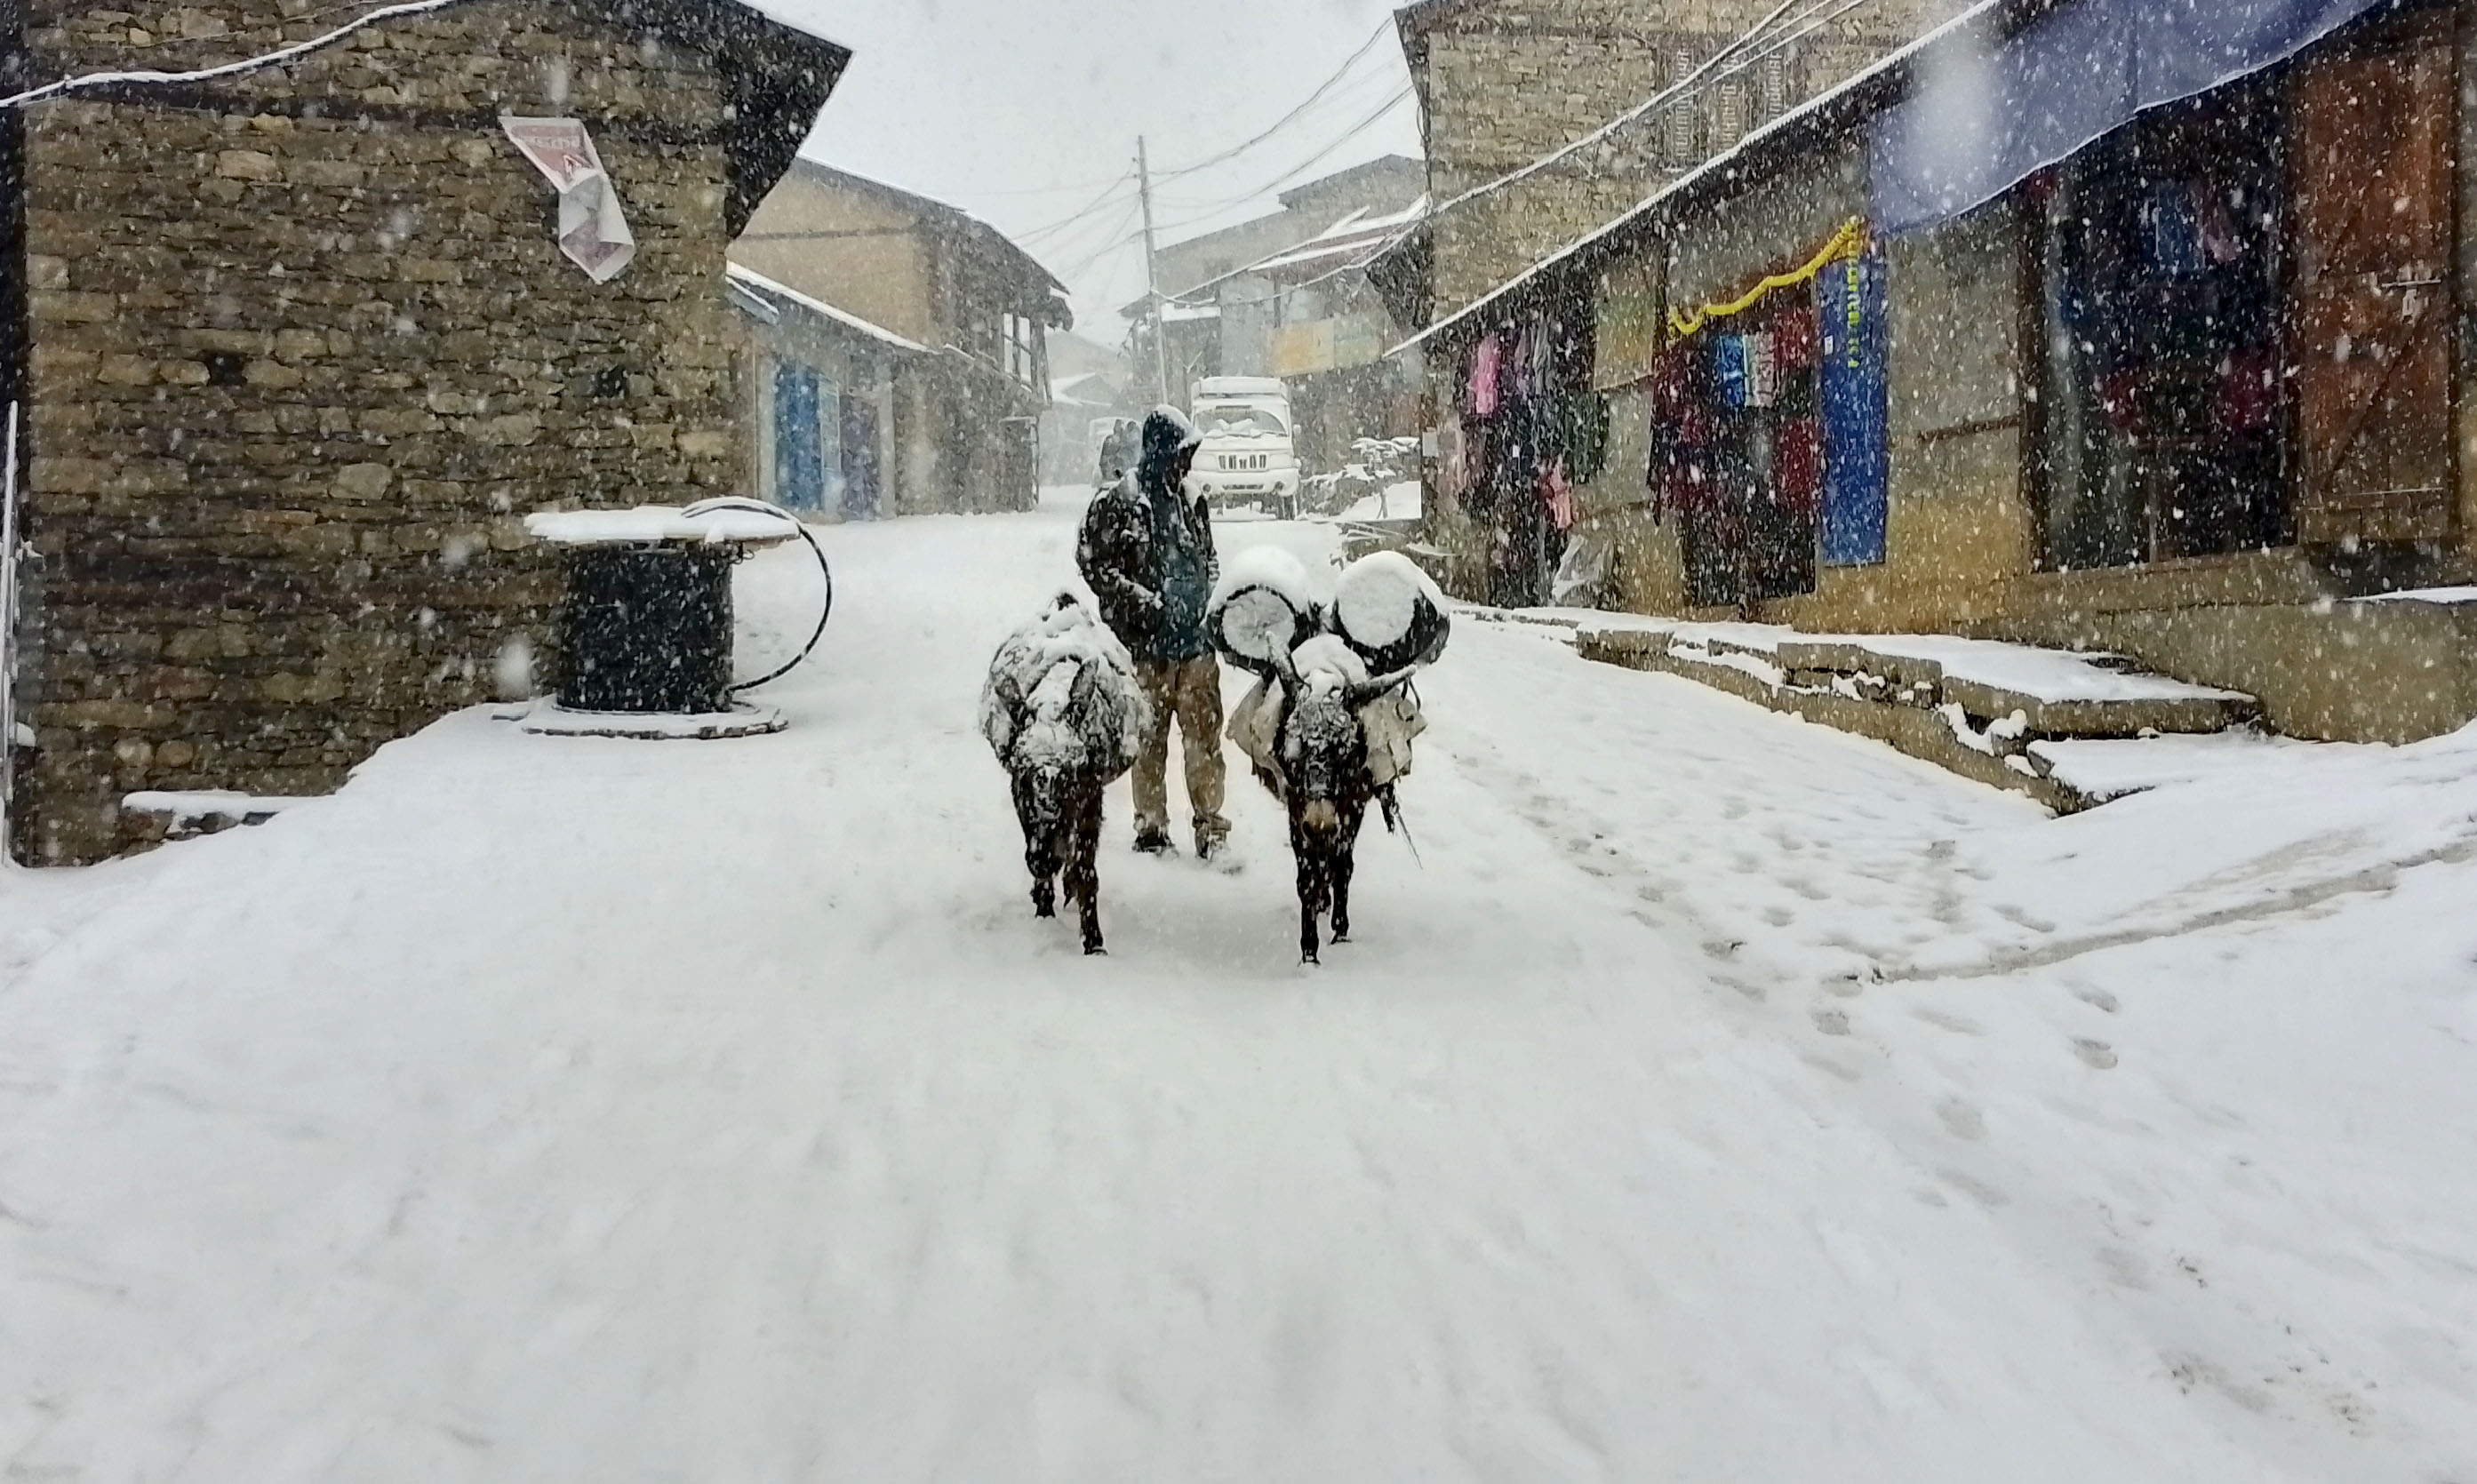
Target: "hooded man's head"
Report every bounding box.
[1137,405,1203,497]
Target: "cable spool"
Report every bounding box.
[520,499,834,738]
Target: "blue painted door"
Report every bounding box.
[773,363,823,512]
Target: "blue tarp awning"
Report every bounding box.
[1869,0,2390,235]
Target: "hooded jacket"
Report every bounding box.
[1077,407,1217,662]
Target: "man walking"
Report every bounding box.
[1077,406,1231,860]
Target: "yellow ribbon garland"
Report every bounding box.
[1666,218,1866,340]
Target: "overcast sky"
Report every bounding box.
[755,0,1426,346]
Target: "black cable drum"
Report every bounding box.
[559,545,738,714]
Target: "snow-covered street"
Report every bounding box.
[2,491,2473,1481]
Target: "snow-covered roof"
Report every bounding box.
[1386,0,2003,355]
[1166,195,1434,307]
[1160,300,1222,323]
[1050,371,1118,408]
[725,263,929,354]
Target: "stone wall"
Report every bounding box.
[1411,0,1964,315]
[12,0,754,863]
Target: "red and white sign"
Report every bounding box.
[499,116,636,283]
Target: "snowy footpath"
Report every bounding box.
[1,490,2472,1481]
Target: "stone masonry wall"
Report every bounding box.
[12,0,750,863]
[1415,0,1966,314]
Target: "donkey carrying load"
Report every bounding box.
[981,594,1149,953]
[1209,548,1450,963]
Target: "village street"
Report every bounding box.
[0,491,2470,1480]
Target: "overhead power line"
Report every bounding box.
[1179,0,1880,308]
[1,0,471,108]
[1149,83,1417,237]
[1014,165,1140,244]
[1147,12,1402,185]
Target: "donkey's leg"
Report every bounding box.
[1023,818,1057,918]
[1296,846,1324,964]
[1331,801,1366,942]
[1068,792,1106,954]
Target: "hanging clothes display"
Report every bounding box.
[1643,223,1870,610]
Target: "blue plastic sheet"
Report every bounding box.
[1869,0,2385,235]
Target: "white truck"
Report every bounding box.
[1187,377,1302,519]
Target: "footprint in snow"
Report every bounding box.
[1935,1097,1986,1141]
[2073,1038,2119,1069]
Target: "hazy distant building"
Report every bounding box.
[732,162,1072,515]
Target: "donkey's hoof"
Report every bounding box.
[1083,942,1107,956]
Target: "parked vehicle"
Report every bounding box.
[1187,377,1301,518]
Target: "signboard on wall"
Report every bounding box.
[500,116,637,283]
[1594,256,1663,390]
[1269,319,1338,378]
[1818,245,1890,567]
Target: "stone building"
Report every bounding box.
[0,0,851,863]
[1377,0,1963,325]
[730,161,1069,516]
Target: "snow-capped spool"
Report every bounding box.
[1330,550,1450,676]
[513,497,833,740]
[1205,544,1323,678]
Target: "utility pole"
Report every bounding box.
[1136,136,1172,409]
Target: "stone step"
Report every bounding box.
[1574,622,2265,812]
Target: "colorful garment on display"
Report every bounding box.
[2143,180,2205,278]
[1712,334,1752,410]
[1542,463,1575,533]
[1745,331,1781,409]
[1775,415,1825,516]
[1469,332,1504,418]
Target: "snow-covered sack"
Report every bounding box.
[1552,531,1616,609]
[980,594,1147,781]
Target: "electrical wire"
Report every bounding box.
[677,498,835,697]
[1169,0,1879,319]
[1012,165,1139,244]
[1147,12,1402,185]
[1148,82,1416,237]
[1,0,473,108]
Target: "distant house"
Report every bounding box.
[731,162,1071,515]
[727,265,910,519]
[1172,195,1432,476]
[1,0,849,864]
[1125,155,1426,414]
[1034,330,1132,486]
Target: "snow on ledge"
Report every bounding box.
[122,790,302,825]
[524,506,800,548]
[2347,586,2477,607]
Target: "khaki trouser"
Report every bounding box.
[1132,655,1229,846]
